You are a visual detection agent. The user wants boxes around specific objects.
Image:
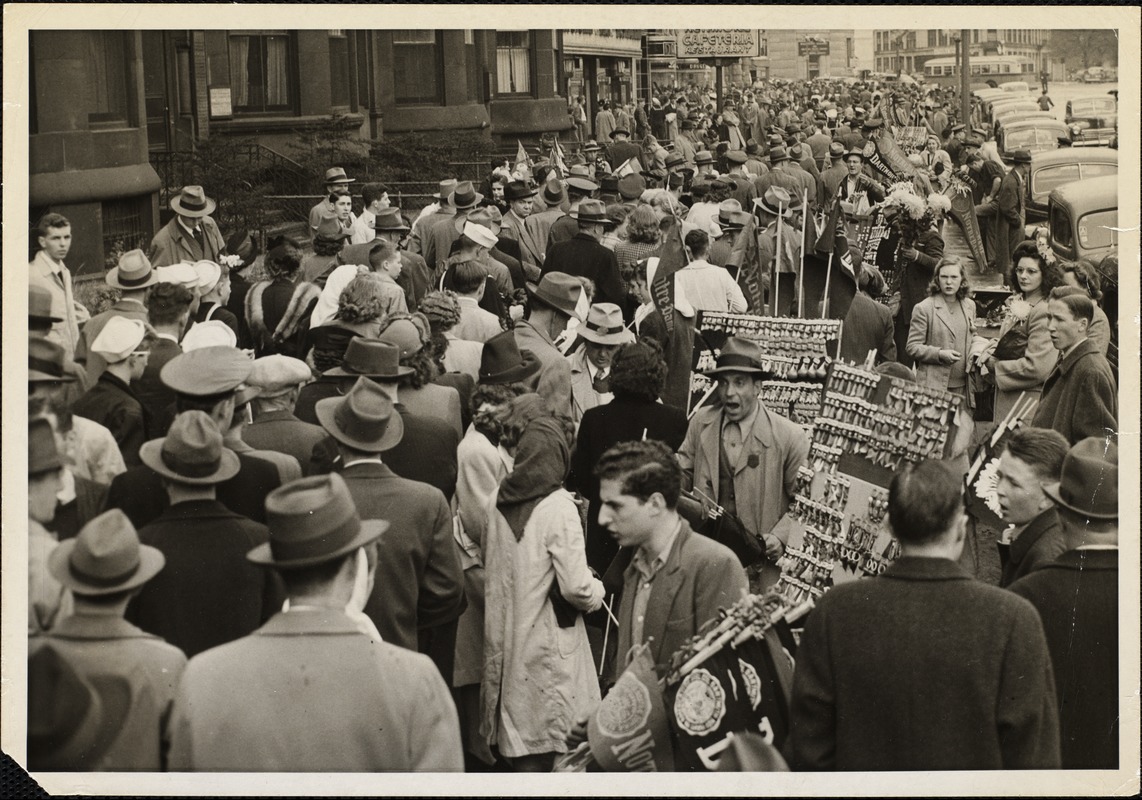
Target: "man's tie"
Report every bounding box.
[592,373,611,394]
[192,226,204,255]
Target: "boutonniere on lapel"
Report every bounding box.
[747,454,760,469]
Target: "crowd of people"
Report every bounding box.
[25,71,1121,776]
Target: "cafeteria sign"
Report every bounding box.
[677,30,761,59]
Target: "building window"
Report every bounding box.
[928,31,937,47]
[229,32,292,113]
[329,30,351,109]
[101,196,151,269]
[88,31,132,127]
[496,30,531,95]
[392,29,441,105]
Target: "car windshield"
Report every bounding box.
[1078,210,1118,250]
[1070,98,1116,116]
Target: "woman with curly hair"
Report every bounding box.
[613,204,662,281]
[420,290,482,382]
[305,268,387,372]
[907,257,986,458]
[981,239,1065,423]
[567,338,689,576]
[244,238,320,359]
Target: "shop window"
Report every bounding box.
[329,30,351,109]
[229,32,293,113]
[393,29,441,105]
[496,31,532,95]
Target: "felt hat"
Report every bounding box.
[29,338,77,383]
[723,211,753,232]
[90,316,147,365]
[702,336,767,376]
[745,140,761,156]
[1044,437,1118,520]
[828,141,846,158]
[323,338,413,379]
[181,320,238,352]
[162,345,253,397]
[315,376,404,453]
[570,198,609,223]
[449,181,484,210]
[541,179,565,206]
[789,143,807,161]
[462,221,498,249]
[755,185,795,218]
[525,272,585,319]
[153,263,200,289]
[105,249,158,291]
[27,646,131,772]
[29,417,63,476]
[504,180,538,202]
[768,146,790,163]
[583,140,602,152]
[191,260,223,294]
[479,331,542,385]
[433,179,459,200]
[598,175,620,195]
[49,509,165,596]
[377,317,427,358]
[568,164,593,178]
[314,215,352,241]
[1010,150,1033,164]
[248,355,313,398]
[466,206,500,230]
[170,185,216,218]
[248,473,388,569]
[695,151,715,165]
[612,127,631,138]
[323,167,355,185]
[372,207,410,232]
[29,285,62,325]
[617,174,646,201]
[139,410,241,485]
[577,303,635,346]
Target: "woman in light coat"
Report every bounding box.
[907,257,987,460]
[480,395,603,771]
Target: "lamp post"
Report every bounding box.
[960,30,971,127]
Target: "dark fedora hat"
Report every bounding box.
[479,330,542,385]
[29,337,77,383]
[247,473,388,570]
[29,285,62,325]
[541,179,565,206]
[525,271,585,319]
[371,207,410,232]
[170,185,216,218]
[702,336,767,376]
[29,417,63,476]
[139,410,241,485]
[504,180,538,202]
[571,198,609,223]
[324,338,414,380]
[49,509,165,596]
[315,376,404,453]
[768,146,790,163]
[1010,149,1033,165]
[1044,437,1118,520]
[449,181,484,210]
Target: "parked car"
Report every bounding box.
[992,108,1055,138]
[1026,148,1118,222]
[1065,95,1117,146]
[996,117,1070,162]
[1000,81,1031,94]
[1047,175,1118,264]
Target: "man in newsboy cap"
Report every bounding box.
[242,355,327,474]
[166,473,463,772]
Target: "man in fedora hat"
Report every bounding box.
[349,181,391,245]
[167,473,463,772]
[107,346,283,528]
[30,212,90,362]
[1032,289,1118,445]
[126,411,283,659]
[606,126,642,172]
[521,176,569,268]
[242,354,326,473]
[995,150,1031,275]
[515,272,583,417]
[75,249,158,384]
[423,181,484,276]
[72,317,154,467]
[308,167,357,232]
[677,336,809,591]
[567,302,635,425]
[315,377,465,683]
[29,417,73,634]
[409,178,457,256]
[754,147,803,201]
[31,509,186,770]
[498,181,539,275]
[148,185,226,267]
[546,173,599,250]
[30,283,90,407]
[1009,437,1119,769]
[817,140,849,209]
[709,208,751,270]
[786,458,1060,771]
[541,198,625,308]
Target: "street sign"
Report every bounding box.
[676,30,761,59]
[798,40,831,57]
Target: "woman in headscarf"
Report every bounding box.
[480,395,603,772]
[244,238,320,359]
